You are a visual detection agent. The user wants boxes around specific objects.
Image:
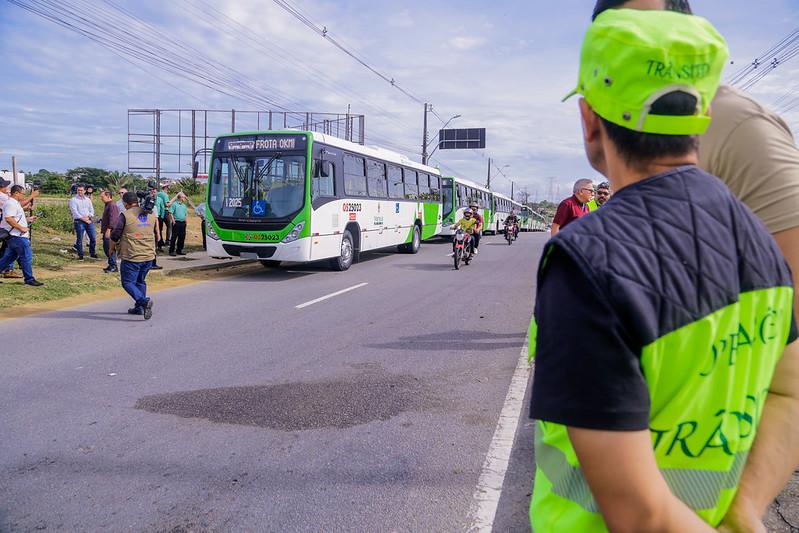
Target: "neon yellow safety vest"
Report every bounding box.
[528,166,796,532]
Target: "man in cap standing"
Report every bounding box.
[529,9,799,532]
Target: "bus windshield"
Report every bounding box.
[209,154,306,220]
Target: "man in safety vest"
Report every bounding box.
[110,191,157,320]
[529,8,799,533]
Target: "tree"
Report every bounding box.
[40,174,69,194]
[66,167,108,188]
[105,170,132,191]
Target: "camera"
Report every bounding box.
[136,190,156,214]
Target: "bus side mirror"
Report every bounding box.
[317,160,332,178]
[192,160,199,180]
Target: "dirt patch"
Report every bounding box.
[135,374,435,431]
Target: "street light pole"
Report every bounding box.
[424,112,462,164]
[422,103,431,165]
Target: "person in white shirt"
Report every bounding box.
[0,177,39,279]
[0,185,43,286]
[68,184,97,260]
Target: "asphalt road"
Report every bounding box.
[0,232,547,533]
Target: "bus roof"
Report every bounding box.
[312,132,440,175]
[446,175,491,194]
[214,130,441,176]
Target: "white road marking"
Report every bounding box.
[466,324,533,532]
[295,283,369,309]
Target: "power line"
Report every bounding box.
[268,0,438,112]
[728,27,799,91]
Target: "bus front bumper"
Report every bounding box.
[207,237,311,262]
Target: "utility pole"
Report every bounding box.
[421,103,431,165]
[511,180,514,200]
[11,155,18,185]
[486,157,492,189]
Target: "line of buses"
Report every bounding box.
[202,130,548,271]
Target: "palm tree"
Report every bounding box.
[105,170,132,191]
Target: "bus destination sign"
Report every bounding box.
[220,135,307,152]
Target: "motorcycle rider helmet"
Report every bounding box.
[464,209,473,216]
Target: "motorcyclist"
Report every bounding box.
[452,208,478,255]
[468,201,483,255]
[504,209,520,238]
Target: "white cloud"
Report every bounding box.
[447,36,487,50]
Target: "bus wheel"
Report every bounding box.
[330,230,354,271]
[407,224,421,254]
[260,260,281,268]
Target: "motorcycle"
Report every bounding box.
[504,222,518,245]
[453,228,475,270]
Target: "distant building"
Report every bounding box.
[0,170,26,187]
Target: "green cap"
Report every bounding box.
[564,9,729,135]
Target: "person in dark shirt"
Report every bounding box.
[550,178,593,235]
[99,190,120,273]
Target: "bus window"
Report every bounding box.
[387,165,404,199]
[429,176,440,201]
[312,159,335,200]
[343,154,367,196]
[404,169,419,199]
[418,174,430,200]
[458,185,467,206]
[367,159,387,198]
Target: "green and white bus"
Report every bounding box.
[440,176,492,237]
[520,206,549,232]
[491,192,526,234]
[205,131,443,271]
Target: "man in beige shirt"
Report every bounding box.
[699,84,799,312]
[593,0,799,315]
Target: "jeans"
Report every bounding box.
[120,259,152,309]
[0,236,34,282]
[74,220,96,257]
[0,239,21,272]
[169,220,186,254]
[472,231,481,249]
[102,236,117,269]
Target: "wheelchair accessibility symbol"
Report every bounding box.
[252,200,267,217]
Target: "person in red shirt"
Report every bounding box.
[550,179,594,235]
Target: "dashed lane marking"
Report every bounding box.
[295,283,369,309]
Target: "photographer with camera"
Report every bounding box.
[0,178,40,279]
[109,191,157,319]
[0,185,43,287]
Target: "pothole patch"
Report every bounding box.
[135,374,432,430]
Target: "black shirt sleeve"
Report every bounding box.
[530,245,651,431]
[110,213,126,242]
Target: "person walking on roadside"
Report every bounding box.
[168,192,189,256]
[69,184,98,260]
[156,184,171,251]
[0,177,40,279]
[99,190,120,273]
[109,191,156,319]
[195,202,206,251]
[529,9,799,533]
[550,179,593,235]
[0,185,43,286]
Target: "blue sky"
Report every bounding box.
[1,0,798,200]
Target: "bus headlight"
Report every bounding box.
[282,222,305,243]
[206,221,220,241]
